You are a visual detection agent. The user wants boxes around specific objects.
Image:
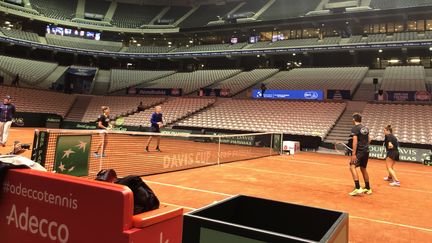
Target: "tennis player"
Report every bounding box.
[0,95,16,147]
[93,106,112,158]
[383,125,400,186]
[349,113,372,196]
[145,106,163,152]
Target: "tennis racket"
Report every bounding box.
[334,142,353,155]
[12,118,25,127]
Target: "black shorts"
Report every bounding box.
[351,152,369,168]
[386,150,399,161]
[149,126,160,133]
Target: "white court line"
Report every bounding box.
[147,179,432,234]
[271,156,432,175]
[144,180,234,197]
[224,164,432,194]
[162,202,196,211]
[350,215,432,233]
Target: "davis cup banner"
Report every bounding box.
[54,135,91,176]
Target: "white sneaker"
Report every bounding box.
[389,181,400,187]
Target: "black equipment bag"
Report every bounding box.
[115,175,160,214]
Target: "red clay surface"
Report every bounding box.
[6,128,432,242]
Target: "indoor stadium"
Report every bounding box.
[0,0,431,242]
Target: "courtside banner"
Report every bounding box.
[369,145,432,163]
[131,88,182,96]
[252,90,323,100]
[54,135,91,176]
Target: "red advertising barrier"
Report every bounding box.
[0,169,183,243]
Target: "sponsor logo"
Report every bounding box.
[6,204,70,243]
[415,91,431,101]
[304,91,319,99]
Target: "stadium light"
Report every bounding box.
[409,58,421,63]
[388,59,400,64]
[292,53,296,56]
[429,47,432,51]
[378,49,383,53]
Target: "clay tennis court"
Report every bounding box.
[6,128,432,242]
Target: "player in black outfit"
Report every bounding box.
[383,125,400,186]
[145,106,163,152]
[349,113,372,196]
[93,106,112,158]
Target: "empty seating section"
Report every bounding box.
[0,86,74,117]
[46,34,122,52]
[211,69,279,96]
[264,67,368,92]
[112,3,164,28]
[0,55,58,85]
[363,104,432,144]
[0,28,40,42]
[143,69,242,94]
[233,0,267,14]
[371,0,432,9]
[125,45,176,53]
[380,66,426,91]
[85,0,110,15]
[174,43,247,52]
[246,41,271,49]
[109,69,176,92]
[81,96,165,122]
[180,2,239,27]
[160,6,191,23]
[124,98,215,127]
[259,0,321,20]
[178,100,346,138]
[30,0,77,20]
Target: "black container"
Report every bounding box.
[183,195,348,243]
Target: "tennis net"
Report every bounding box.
[32,129,282,178]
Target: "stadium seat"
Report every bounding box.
[0,169,183,243]
[363,103,432,144]
[124,98,215,127]
[81,96,165,123]
[178,100,346,139]
[142,69,242,94]
[109,69,176,92]
[380,66,426,91]
[0,86,75,117]
[264,67,368,93]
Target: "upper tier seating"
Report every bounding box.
[363,103,432,144]
[174,43,247,52]
[0,55,58,85]
[259,0,321,21]
[371,0,432,10]
[125,45,176,53]
[380,66,426,91]
[109,69,176,92]
[46,34,122,52]
[264,67,369,93]
[178,99,346,139]
[111,3,164,28]
[0,28,40,42]
[142,69,242,94]
[0,86,75,117]
[30,0,77,20]
[180,2,239,27]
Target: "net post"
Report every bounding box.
[270,133,273,156]
[280,133,284,154]
[99,130,106,172]
[217,136,221,165]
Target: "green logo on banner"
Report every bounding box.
[54,135,91,176]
